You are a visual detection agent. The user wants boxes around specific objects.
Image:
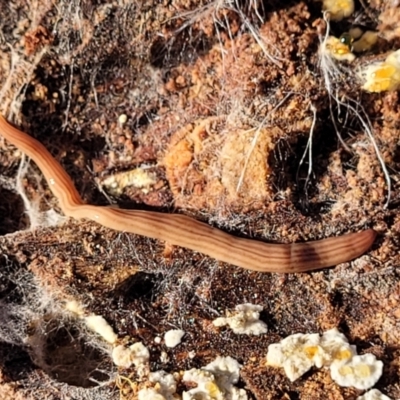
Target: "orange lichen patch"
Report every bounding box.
[220,125,277,205]
[164,117,224,209]
[24,25,53,56]
[164,116,281,210]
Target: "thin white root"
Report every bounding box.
[296,104,317,198]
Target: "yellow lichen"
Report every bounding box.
[322,36,355,62]
[359,49,400,92]
[304,346,320,359]
[204,381,222,398]
[338,365,353,376]
[334,348,353,362]
[322,0,354,21]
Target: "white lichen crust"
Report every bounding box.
[266,333,321,381]
[84,314,118,344]
[138,371,177,400]
[138,389,167,400]
[183,356,247,400]
[137,356,247,399]
[330,354,384,390]
[356,389,392,400]
[212,303,267,335]
[317,328,356,367]
[164,329,185,348]
[265,328,383,390]
[112,342,150,370]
